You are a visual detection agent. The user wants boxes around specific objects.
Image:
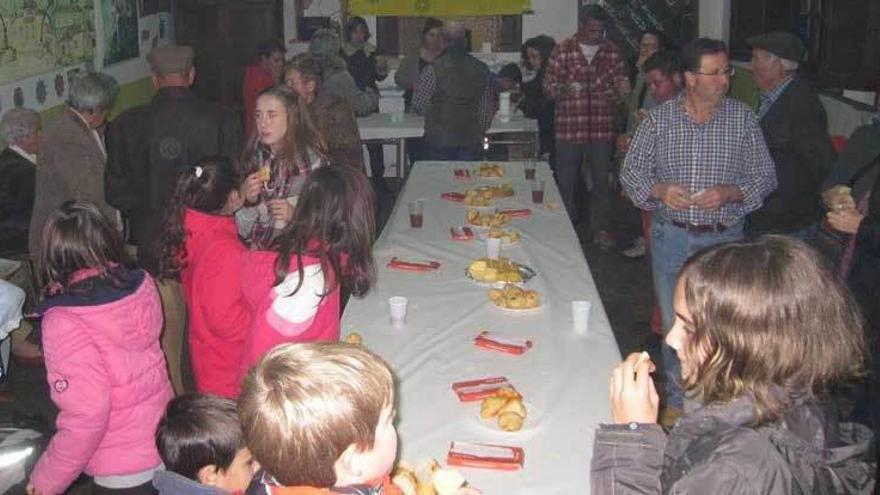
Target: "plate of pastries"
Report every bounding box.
[476,162,505,178]
[467,209,510,228]
[488,284,542,311]
[466,257,536,285]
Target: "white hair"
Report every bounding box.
[768,52,799,73]
[1,108,40,145]
[67,72,119,112]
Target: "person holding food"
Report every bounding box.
[238,86,327,250]
[591,236,874,493]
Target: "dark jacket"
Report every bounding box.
[342,42,385,92]
[849,169,880,338]
[748,78,836,234]
[520,69,555,156]
[0,147,36,255]
[591,393,875,494]
[153,470,228,495]
[105,86,242,274]
[311,91,364,170]
[425,50,489,147]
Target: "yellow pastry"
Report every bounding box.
[498,411,525,431]
[480,396,507,419]
[344,333,363,345]
[432,468,466,495]
[498,398,527,418]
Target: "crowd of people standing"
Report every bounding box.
[0,4,878,493]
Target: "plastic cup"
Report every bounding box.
[532,179,545,204]
[572,300,591,335]
[486,237,502,260]
[524,159,536,180]
[389,296,408,326]
[408,200,423,228]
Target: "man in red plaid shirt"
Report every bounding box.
[544,5,629,247]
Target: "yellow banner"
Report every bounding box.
[348,0,532,16]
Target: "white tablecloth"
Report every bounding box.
[341,161,620,494]
[357,114,538,140]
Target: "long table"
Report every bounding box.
[357,114,540,178]
[340,161,621,494]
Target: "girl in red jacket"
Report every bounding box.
[158,156,252,398]
[28,202,173,495]
[239,166,376,381]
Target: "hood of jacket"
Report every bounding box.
[183,208,239,260]
[38,267,161,353]
[153,470,230,495]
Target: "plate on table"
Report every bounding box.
[465,259,536,286]
[488,284,543,312]
[476,228,521,247]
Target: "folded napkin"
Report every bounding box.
[453,169,472,180]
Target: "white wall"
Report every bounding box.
[698,0,731,42]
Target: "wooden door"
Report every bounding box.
[174,0,282,112]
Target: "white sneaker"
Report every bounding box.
[621,236,647,258]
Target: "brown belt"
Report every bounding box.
[671,220,729,234]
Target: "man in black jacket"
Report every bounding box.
[105,45,243,273]
[105,45,242,394]
[746,31,836,239]
[0,108,40,256]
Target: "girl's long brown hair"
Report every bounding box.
[156,156,241,280]
[240,85,326,175]
[678,236,864,424]
[38,201,127,294]
[272,166,375,299]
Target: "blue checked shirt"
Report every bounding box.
[756,75,794,119]
[621,94,777,226]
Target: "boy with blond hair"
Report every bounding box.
[239,342,401,494]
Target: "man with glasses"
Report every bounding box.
[746,31,835,240]
[620,38,775,424]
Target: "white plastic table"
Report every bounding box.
[357,114,540,178]
[341,161,621,494]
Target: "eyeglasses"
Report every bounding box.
[692,66,736,77]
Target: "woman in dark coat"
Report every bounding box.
[519,35,556,165]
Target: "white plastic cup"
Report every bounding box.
[572,300,591,335]
[486,237,502,260]
[389,296,408,326]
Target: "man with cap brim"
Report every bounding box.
[105,44,243,395]
[746,31,837,240]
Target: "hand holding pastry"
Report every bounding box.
[610,352,659,425]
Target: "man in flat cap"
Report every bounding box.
[105,44,243,394]
[746,31,836,240]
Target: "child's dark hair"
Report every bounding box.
[498,63,522,84]
[273,166,376,298]
[156,394,244,481]
[39,201,126,293]
[157,156,241,280]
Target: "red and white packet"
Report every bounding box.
[441,192,466,202]
[447,441,525,471]
[473,331,532,355]
[451,377,515,402]
[454,169,472,180]
[497,208,532,218]
[450,226,474,241]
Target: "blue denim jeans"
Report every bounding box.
[651,215,744,408]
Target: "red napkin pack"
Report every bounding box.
[446,441,525,471]
[497,208,532,218]
[453,169,472,180]
[450,226,474,241]
[441,192,466,202]
[473,331,532,355]
[451,376,515,402]
[387,257,441,272]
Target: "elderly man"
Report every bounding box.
[544,5,629,247]
[411,21,493,161]
[0,108,44,367]
[29,72,119,259]
[1,108,40,255]
[747,31,835,239]
[106,45,242,395]
[621,38,775,420]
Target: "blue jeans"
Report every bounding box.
[555,142,614,229]
[425,143,482,161]
[651,216,744,408]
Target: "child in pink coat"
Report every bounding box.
[28,201,173,495]
[158,156,252,398]
[238,166,376,384]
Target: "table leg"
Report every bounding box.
[399,137,408,179]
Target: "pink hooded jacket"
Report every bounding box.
[30,268,173,494]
